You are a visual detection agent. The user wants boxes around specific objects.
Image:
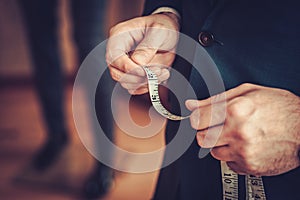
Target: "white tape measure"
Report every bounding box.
[221,161,266,200]
[142,66,189,120]
[142,66,267,200]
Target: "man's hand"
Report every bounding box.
[186,83,300,176]
[106,13,180,95]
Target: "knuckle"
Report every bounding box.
[112,75,120,82]
[227,101,240,117]
[236,124,253,142]
[227,96,255,118]
[109,71,119,81]
[239,145,253,160]
[197,131,206,140]
[196,133,204,146]
[123,63,131,72]
[240,83,254,90]
[241,83,251,88]
[109,27,115,35]
[109,23,123,35]
[128,90,135,95]
[109,25,119,36]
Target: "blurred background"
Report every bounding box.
[0,0,167,199]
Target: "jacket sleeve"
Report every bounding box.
[143,0,181,16]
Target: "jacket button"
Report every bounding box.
[198,31,215,47]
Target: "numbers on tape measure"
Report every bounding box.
[221,161,266,200]
[246,175,266,200]
[221,161,239,200]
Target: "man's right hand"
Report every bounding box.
[106,13,180,95]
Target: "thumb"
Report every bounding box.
[131,27,167,66]
[185,99,201,111]
[131,44,158,66]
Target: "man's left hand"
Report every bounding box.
[186,83,300,176]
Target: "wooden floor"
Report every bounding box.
[0,83,165,200]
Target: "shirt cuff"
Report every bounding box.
[151,7,181,19]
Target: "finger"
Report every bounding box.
[121,68,169,90]
[109,66,146,83]
[128,87,149,95]
[157,68,170,83]
[113,66,169,91]
[106,27,146,76]
[147,51,176,68]
[186,93,226,111]
[210,145,234,161]
[131,28,177,66]
[108,54,145,76]
[226,161,247,175]
[196,125,228,148]
[185,83,256,110]
[131,47,158,66]
[189,102,226,130]
[120,82,148,90]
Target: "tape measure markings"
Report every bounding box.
[142,66,189,121]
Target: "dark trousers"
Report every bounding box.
[19,0,109,136]
[19,0,114,167]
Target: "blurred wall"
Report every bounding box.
[0,0,144,81]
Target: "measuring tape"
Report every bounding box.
[221,161,266,200]
[142,66,189,120]
[142,66,267,200]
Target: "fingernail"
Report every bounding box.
[186,100,199,110]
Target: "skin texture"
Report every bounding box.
[186,83,300,176]
[106,13,180,94]
[106,14,300,176]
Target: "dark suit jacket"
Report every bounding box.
[144,0,300,199]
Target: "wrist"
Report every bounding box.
[159,12,181,30]
[151,7,181,30]
[152,7,181,19]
